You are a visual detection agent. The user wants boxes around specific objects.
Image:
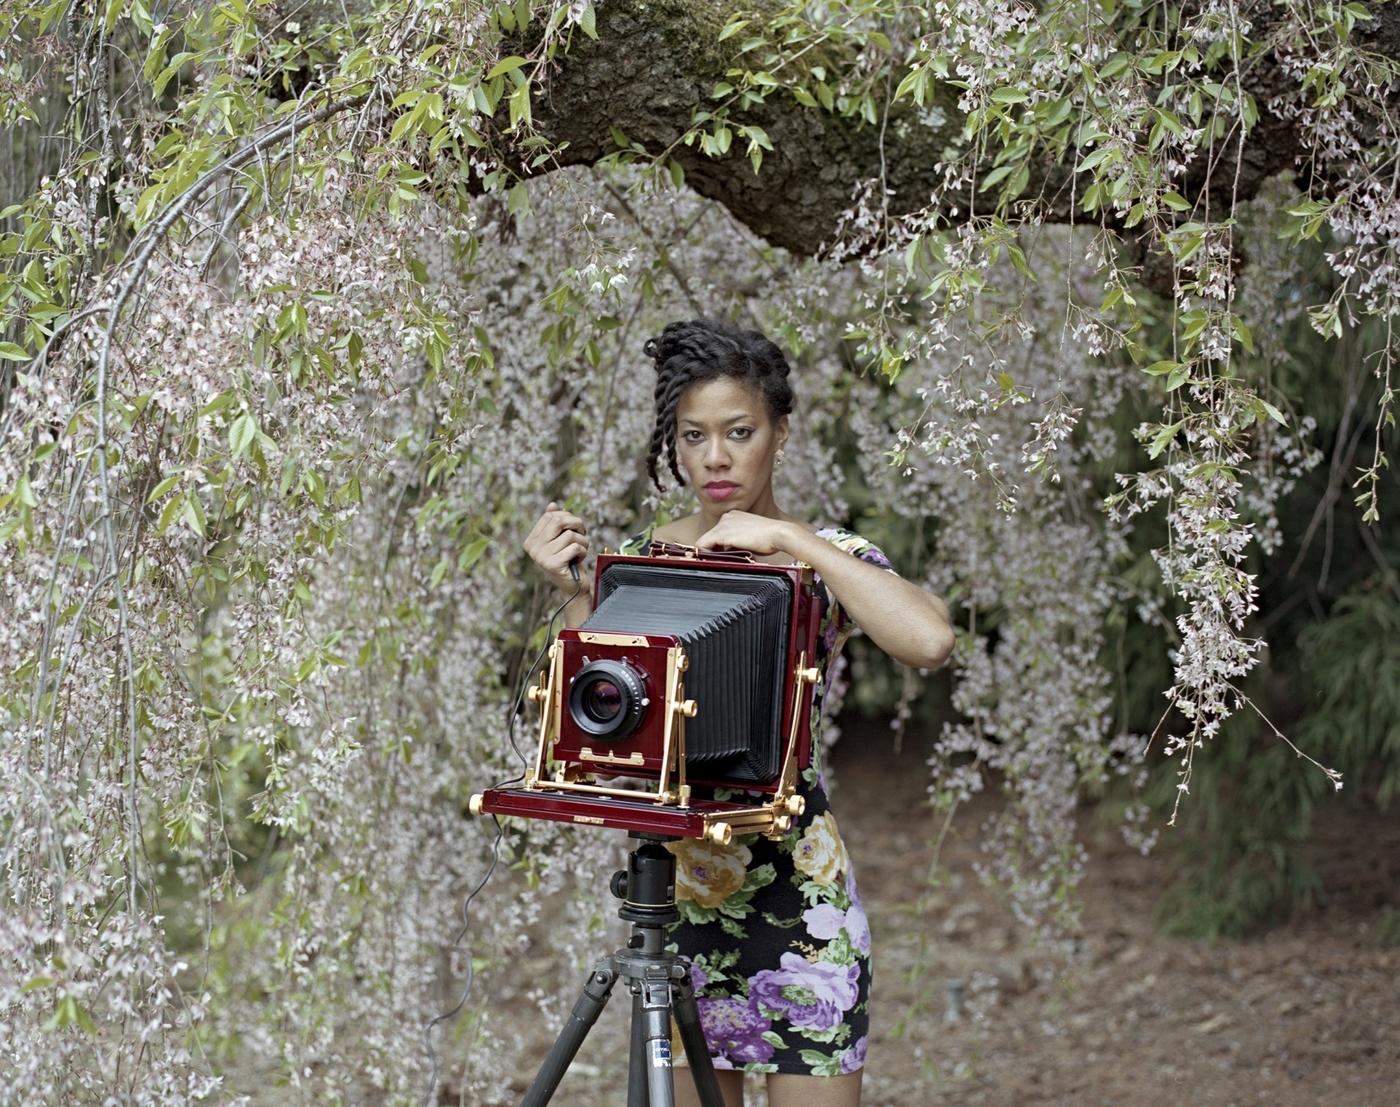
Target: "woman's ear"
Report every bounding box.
[775,414,790,455]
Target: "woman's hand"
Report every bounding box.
[523,501,591,595]
[695,511,798,557]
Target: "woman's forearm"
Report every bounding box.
[782,524,955,670]
[560,588,593,629]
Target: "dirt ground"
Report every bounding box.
[500,723,1400,1106]
[833,727,1400,1107]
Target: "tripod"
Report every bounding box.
[519,834,726,1107]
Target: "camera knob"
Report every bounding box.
[527,684,545,703]
[796,666,819,684]
[468,794,485,816]
[784,795,805,817]
[706,822,733,846]
[677,699,698,718]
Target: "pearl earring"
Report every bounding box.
[775,448,786,467]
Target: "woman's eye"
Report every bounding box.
[729,427,753,440]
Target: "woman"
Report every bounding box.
[523,319,954,1107]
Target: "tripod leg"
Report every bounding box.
[627,990,647,1107]
[519,961,618,1107]
[639,968,678,1107]
[672,973,725,1107]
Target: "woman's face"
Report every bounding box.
[674,376,788,513]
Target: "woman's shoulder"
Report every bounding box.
[651,518,695,543]
[618,517,699,554]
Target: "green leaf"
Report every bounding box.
[717,18,748,42]
[181,492,207,538]
[991,87,1028,104]
[508,81,532,130]
[979,164,1013,191]
[458,536,490,572]
[1099,53,1132,79]
[157,493,184,534]
[486,55,528,80]
[1147,420,1183,459]
[0,342,29,361]
[145,473,182,504]
[229,412,257,459]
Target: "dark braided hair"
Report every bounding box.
[643,318,795,490]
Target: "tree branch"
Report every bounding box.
[468,0,1399,257]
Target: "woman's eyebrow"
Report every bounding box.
[677,412,755,427]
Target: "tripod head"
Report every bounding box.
[611,833,681,928]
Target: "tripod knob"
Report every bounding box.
[610,870,628,900]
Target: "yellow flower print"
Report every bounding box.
[666,838,752,909]
[793,812,847,885]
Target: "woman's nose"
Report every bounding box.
[704,437,729,467]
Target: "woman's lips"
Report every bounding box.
[704,482,739,500]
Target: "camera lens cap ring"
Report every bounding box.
[568,659,648,741]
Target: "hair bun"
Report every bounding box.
[739,327,792,380]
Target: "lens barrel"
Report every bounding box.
[568,659,647,740]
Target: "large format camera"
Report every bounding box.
[471,543,826,843]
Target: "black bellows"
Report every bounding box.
[587,564,792,783]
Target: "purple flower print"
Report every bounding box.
[802,904,845,941]
[751,953,860,1033]
[801,901,871,956]
[844,900,871,956]
[839,1035,868,1074]
[822,618,842,652]
[696,997,774,1066]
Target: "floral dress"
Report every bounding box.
[615,526,895,1077]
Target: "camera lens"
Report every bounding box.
[569,660,646,740]
[582,680,623,723]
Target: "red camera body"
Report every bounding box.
[472,545,826,842]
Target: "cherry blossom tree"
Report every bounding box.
[0,0,1393,1101]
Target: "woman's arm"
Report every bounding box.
[696,512,955,670]
[784,526,954,670]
